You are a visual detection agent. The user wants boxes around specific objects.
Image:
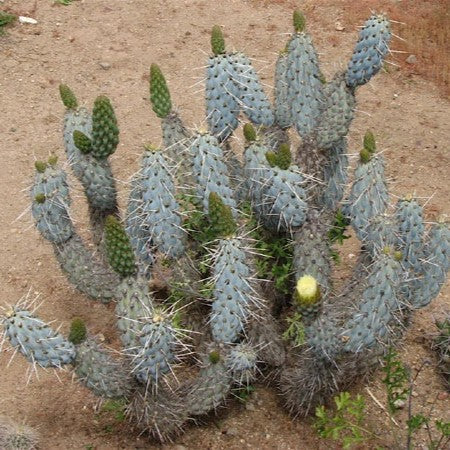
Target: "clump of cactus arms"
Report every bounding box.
[2,10,449,443]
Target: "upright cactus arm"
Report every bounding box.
[60,86,118,245]
[346,14,392,88]
[286,10,324,137]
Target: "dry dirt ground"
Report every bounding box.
[0,0,449,449]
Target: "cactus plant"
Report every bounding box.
[1,10,448,444]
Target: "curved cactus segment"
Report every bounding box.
[396,197,425,272]
[343,252,402,352]
[244,139,307,232]
[409,221,450,308]
[2,309,75,368]
[293,210,332,295]
[316,73,355,150]
[286,28,323,136]
[346,14,391,87]
[74,338,134,398]
[205,54,240,141]
[184,350,232,415]
[274,51,292,128]
[150,64,172,119]
[54,234,120,302]
[191,133,237,216]
[59,83,78,109]
[210,238,255,343]
[345,152,389,241]
[116,277,154,349]
[133,309,178,384]
[105,215,137,278]
[322,138,349,210]
[161,112,193,184]
[228,53,274,126]
[31,163,74,244]
[125,148,185,265]
[91,95,119,160]
[62,105,118,242]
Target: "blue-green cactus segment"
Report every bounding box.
[161,112,193,184]
[125,176,154,278]
[306,316,342,361]
[128,148,185,260]
[54,234,120,303]
[274,51,291,128]
[133,309,177,383]
[63,107,117,214]
[210,238,254,343]
[286,31,324,136]
[228,52,274,126]
[409,222,449,308]
[345,154,389,241]
[225,343,258,384]
[395,198,424,272]
[63,107,92,179]
[2,309,75,368]
[74,338,133,398]
[191,133,237,216]
[293,211,332,295]
[31,163,74,244]
[206,55,240,141]
[365,214,397,255]
[322,138,349,210]
[343,253,401,352]
[346,14,391,88]
[244,140,307,231]
[116,277,154,349]
[185,351,232,415]
[316,74,355,150]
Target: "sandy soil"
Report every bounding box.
[0,0,449,449]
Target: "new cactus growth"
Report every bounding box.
[2,9,449,444]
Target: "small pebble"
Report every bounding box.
[393,399,405,409]
[245,402,256,412]
[437,391,448,401]
[335,22,345,31]
[99,62,111,70]
[225,427,238,437]
[19,16,38,25]
[406,54,417,64]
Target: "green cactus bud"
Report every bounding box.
[91,95,119,160]
[34,161,47,173]
[105,215,137,278]
[359,148,372,163]
[47,155,58,167]
[393,250,403,261]
[150,64,172,119]
[59,84,78,109]
[265,151,278,168]
[73,130,92,154]
[209,350,221,364]
[243,123,257,142]
[363,130,376,153]
[294,275,321,306]
[293,10,306,33]
[277,143,292,170]
[144,143,160,153]
[34,193,46,204]
[208,192,237,239]
[211,25,225,55]
[69,318,87,345]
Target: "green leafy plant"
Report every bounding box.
[315,392,372,449]
[0,11,16,35]
[282,312,306,347]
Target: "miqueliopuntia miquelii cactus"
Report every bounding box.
[2,9,448,444]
